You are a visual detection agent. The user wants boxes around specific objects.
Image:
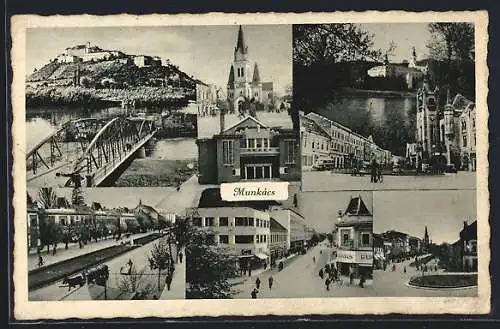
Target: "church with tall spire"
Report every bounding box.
[227,25,274,112]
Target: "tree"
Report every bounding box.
[38,187,57,209]
[148,238,172,292]
[293,24,383,110]
[71,187,85,206]
[186,227,238,299]
[426,23,475,101]
[174,217,189,249]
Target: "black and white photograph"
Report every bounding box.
[11,12,488,319]
[372,189,477,297]
[27,187,187,301]
[184,188,374,299]
[296,23,476,191]
[194,25,301,185]
[25,27,200,188]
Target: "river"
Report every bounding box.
[25,106,197,161]
[311,93,417,156]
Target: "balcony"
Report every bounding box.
[240,147,280,156]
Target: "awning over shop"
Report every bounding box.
[255,253,269,260]
[374,254,385,261]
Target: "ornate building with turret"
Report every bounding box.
[415,79,440,169]
[227,26,274,112]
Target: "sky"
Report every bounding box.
[299,191,373,233]
[373,190,476,244]
[357,23,431,63]
[26,25,292,95]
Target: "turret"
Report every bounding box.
[444,88,454,137]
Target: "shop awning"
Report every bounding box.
[255,253,269,260]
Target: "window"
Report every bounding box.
[204,217,214,227]
[256,219,260,227]
[192,217,202,227]
[463,135,467,147]
[248,218,254,226]
[361,233,370,247]
[341,229,351,246]
[236,217,252,226]
[247,139,255,149]
[235,235,254,244]
[219,217,228,226]
[60,216,67,226]
[223,140,234,165]
[284,140,296,164]
[219,235,229,244]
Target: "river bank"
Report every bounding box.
[336,87,417,98]
[26,85,193,109]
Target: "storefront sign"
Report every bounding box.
[336,250,373,264]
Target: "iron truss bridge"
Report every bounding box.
[26,116,158,187]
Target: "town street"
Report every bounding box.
[29,236,183,301]
[302,171,476,191]
[231,242,373,298]
[372,258,477,297]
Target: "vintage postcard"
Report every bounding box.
[11,11,489,319]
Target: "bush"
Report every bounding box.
[409,274,477,288]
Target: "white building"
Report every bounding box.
[268,207,307,252]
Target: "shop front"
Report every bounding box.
[334,249,373,279]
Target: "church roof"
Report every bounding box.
[235,25,248,55]
[227,65,235,87]
[252,63,260,83]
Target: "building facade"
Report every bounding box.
[459,220,477,272]
[333,195,373,279]
[300,112,332,169]
[269,218,288,263]
[227,26,274,111]
[191,207,271,264]
[269,207,307,252]
[197,116,300,184]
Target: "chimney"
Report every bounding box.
[219,107,225,133]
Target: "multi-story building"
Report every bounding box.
[334,195,373,279]
[303,112,392,168]
[300,111,331,169]
[372,233,385,269]
[416,79,440,169]
[226,26,274,112]
[197,116,300,184]
[269,206,307,252]
[27,194,40,251]
[269,218,288,263]
[459,220,477,272]
[196,81,218,115]
[459,101,477,171]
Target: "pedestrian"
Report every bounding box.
[165,273,173,291]
[268,276,274,290]
[256,277,261,289]
[251,288,259,299]
[248,265,252,277]
[392,264,396,272]
[370,159,378,183]
[38,255,44,267]
[325,277,331,291]
[319,268,324,279]
[313,256,316,264]
[349,273,354,285]
[359,273,365,288]
[178,251,183,264]
[404,266,407,273]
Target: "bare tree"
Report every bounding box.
[148,238,172,292]
[38,187,57,209]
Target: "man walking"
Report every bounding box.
[256,277,261,289]
[251,288,259,299]
[38,255,44,268]
[371,159,378,183]
[325,277,331,291]
[268,276,274,290]
[178,251,183,264]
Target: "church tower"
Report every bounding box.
[416,78,440,167]
[227,25,252,112]
[423,226,430,252]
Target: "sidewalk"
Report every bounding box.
[160,247,186,299]
[28,232,151,271]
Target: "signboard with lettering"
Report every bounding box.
[336,250,373,264]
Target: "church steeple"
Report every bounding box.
[227,65,235,87]
[234,25,248,61]
[252,63,260,84]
